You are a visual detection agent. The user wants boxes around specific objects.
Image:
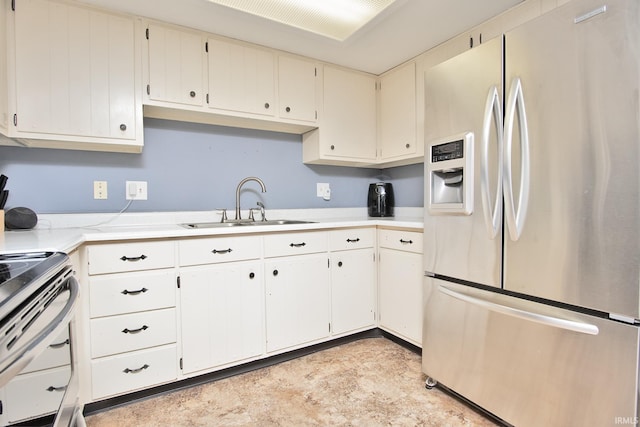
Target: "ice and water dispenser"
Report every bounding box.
[427,132,474,215]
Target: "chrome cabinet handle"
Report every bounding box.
[123,364,149,374]
[481,85,503,240]
[120,255,147,262]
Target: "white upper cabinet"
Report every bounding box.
[303,65,377,166]
[378,61,419,164]
[146,22,205,107]
[208,38,275,117]
[1,0,142,152]
[277,55,317,123]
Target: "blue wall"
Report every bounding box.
[0,119,424,214]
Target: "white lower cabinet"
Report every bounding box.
[264,231,330,353]
[179,261,264,374]
[4,365,71,423]
[91,344,177,400]
[377,229,424,347]
[329,228,376,336]
[78,225,421,404]
[0,329,71,425]
[265,253,330,353]
[86,241,178,400]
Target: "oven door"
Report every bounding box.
[0,270,82,426]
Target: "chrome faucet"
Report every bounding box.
[235,177,267,220]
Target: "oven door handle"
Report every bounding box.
[0,276,80,388]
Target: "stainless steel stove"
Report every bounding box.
[0,251,84,426]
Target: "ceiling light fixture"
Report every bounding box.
[205,0,397,41]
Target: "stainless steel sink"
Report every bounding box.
[181,219,316,229]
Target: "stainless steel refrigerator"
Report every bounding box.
[422,0,640,425]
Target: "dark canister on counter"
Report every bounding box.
[368,182,394,217]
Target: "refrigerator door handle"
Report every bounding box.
[503,77,531,241]
[438,284,599,335]
[481,85,503,239]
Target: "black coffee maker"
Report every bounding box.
[368,182,394,217]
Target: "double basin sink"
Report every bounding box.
[181,219,316,229]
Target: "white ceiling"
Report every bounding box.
[75,0,523,75]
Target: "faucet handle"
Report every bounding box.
[216,208,228,223]
[256,202,266,221]
[248,208,260,221]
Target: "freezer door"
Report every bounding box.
[423,37,503,288]
[503,0,640,318]
[422,278,640,427]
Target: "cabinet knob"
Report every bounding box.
[119,124,127,131]
[273,269,278,276]
[249,272,255,279]
[338,261,343,267]
[285,106,291,113]
[330,145,335,150]
[265,102,270,109]
[190,91,196,98]
[405,143,410,149]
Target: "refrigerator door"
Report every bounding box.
[503,0,640,318]
[422,278,640,427]
[423,37,503,288]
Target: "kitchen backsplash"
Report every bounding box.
[0,118,424,214]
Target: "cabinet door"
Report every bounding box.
[319,66,377,161]
[147,22,205,106]
[330,248,375,335]
[14,0,136,139]
[180,261,263,374]
[378,61,417,160]
[265,254,329,353]
[278,56,316,122]
[378,248,422,347]
[208,38,275,116]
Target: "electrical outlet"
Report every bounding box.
[316,183,331,201]
[126,181,148,200]
[94,181,108,200]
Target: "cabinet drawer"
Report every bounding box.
[90,308,177,358]
[328,228,375,251]
[22,329,70,374]
[5,366,70,423]
[91,344,177,400]
[88,241,175,275]
[378,229,423,254]
[264,231,327,257]
[179,235,262,266]
[90,270,176,318]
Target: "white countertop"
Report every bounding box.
[0,208,424,254]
